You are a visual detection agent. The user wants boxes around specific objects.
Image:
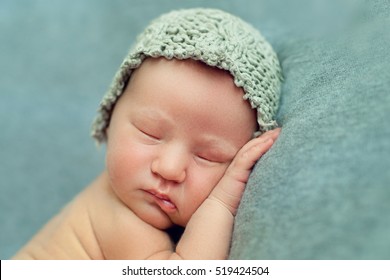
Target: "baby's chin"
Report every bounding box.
[140,211,189,231]
[156,217,188,231]
[137,212,174,230]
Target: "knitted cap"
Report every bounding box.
[92,8,282,143]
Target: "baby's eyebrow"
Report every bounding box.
[135,109,172,124]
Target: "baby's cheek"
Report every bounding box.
[188,165,228,207]
[106,147,133,187]
[106,151,125,191]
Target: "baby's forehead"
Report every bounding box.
[120,57,256,135]
[134,57,235,81]
[116,60,258,150]
[127,58,243,100]
[126,57,244,99]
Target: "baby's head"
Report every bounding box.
[92,8,282,143]
[92,8,282,229]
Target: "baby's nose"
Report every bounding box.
[151,144,187,183]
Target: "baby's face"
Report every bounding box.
[106,58,256,229]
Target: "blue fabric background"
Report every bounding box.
[230,2,390,258]
[1,0,389,259]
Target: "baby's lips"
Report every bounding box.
[160,198,176,208]
[155,195,177,213]
[146,189,177,211]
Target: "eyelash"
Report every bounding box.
[143,131,160,141]
[197,155,213,162]
[196,154,224,164]
[136,126,161,141]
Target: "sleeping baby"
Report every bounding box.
[13,8,282,259]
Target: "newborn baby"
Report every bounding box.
[13,8,282,260]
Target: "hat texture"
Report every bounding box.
[92,8,282,143]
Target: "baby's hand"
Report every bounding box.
[208,128,281,216]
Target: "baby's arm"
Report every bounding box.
[150,128,280,259]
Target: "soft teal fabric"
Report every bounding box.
[230,2,390,259]
[1,0,389,259]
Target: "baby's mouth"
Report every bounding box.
[145,190,177,212]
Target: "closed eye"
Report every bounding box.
[139,128,161,140]
[132,123,161,142]
[197,155,216,163]
[195,154,227,165]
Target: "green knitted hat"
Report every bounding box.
[92,8,282,143]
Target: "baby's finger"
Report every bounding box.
[238,128,281,163]
[256,127,281,142]
[225,128,280,183]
